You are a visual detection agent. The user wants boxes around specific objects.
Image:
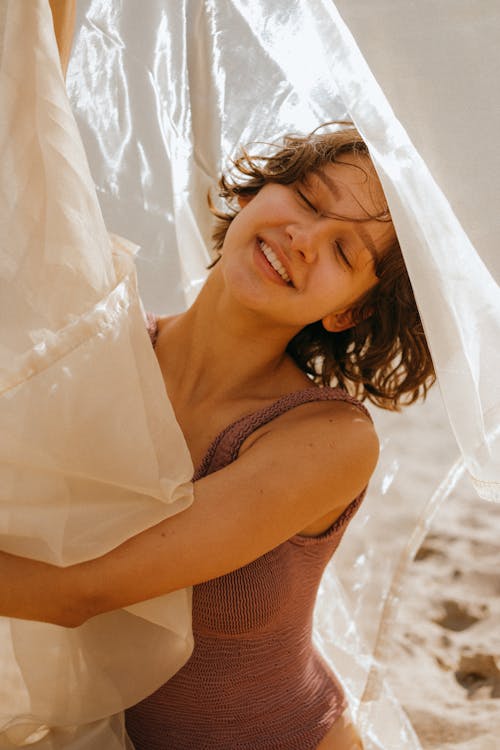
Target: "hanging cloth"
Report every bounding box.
[0,2,194,747]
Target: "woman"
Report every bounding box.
[1,3,435,749]
[1,129,434,749]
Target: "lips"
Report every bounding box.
[257,239,294,286]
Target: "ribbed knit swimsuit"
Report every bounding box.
[125,317,371,750]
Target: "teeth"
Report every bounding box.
[259,241,291,283]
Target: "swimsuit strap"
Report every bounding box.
[146,311,159,348]
[194,387,371,480]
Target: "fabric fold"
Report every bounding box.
[0,2,195,745]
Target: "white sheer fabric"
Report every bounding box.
[329,0,500,501]
[0,3,194,747]
[1,0,499,748]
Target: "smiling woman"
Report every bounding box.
[211,128,434,408]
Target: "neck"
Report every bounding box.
[156,267,305,407]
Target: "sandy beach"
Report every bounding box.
[317,387,499,750]
[387,489,500,750]
[367,386,500,750]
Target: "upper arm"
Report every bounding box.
[84,401,378,617]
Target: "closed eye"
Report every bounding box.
[334,240,352,269]
[296,189,318,213]
[297,188,352,268]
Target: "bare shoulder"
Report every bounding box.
[242,395,379,485]
[226,393,380,538]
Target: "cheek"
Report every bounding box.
[222,212,246,247]
[219,215,256,265]
[312,268,372,317]
[219,238,265,304]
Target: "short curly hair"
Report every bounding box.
[208,125,435,410]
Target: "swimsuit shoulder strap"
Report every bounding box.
[194,387,371,479]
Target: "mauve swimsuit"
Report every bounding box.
[126,317,370,749]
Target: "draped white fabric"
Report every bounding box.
[1,0,499,748]
[0,3,194,747]
[329,0,500,501]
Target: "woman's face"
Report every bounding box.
[220,153,396,333]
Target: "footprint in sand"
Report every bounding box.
[432,600,487,632]
[455,652,500,700]
[414,540,446,562]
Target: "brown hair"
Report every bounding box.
[208,124,435,410]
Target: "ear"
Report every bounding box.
[321,309,355,333]
[322,305,374,333]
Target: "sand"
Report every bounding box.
[334,385,500,750]
[390,497,500,750]
[386,458,500,748]
[318,386,499,750]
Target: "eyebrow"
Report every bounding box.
[355,225,377,262]
[315,170,341,200]
[314,170,378,262]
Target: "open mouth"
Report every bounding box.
[258,240,293,286]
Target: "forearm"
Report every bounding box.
[49,0,76,79]
[0,404,377,628]
[0,550,91,628]
[0,516,197,628]
[0,504,203,628]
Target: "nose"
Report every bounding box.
[286,220,320,263]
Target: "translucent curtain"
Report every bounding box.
[327,0,500,501]
[0,2,194,747]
